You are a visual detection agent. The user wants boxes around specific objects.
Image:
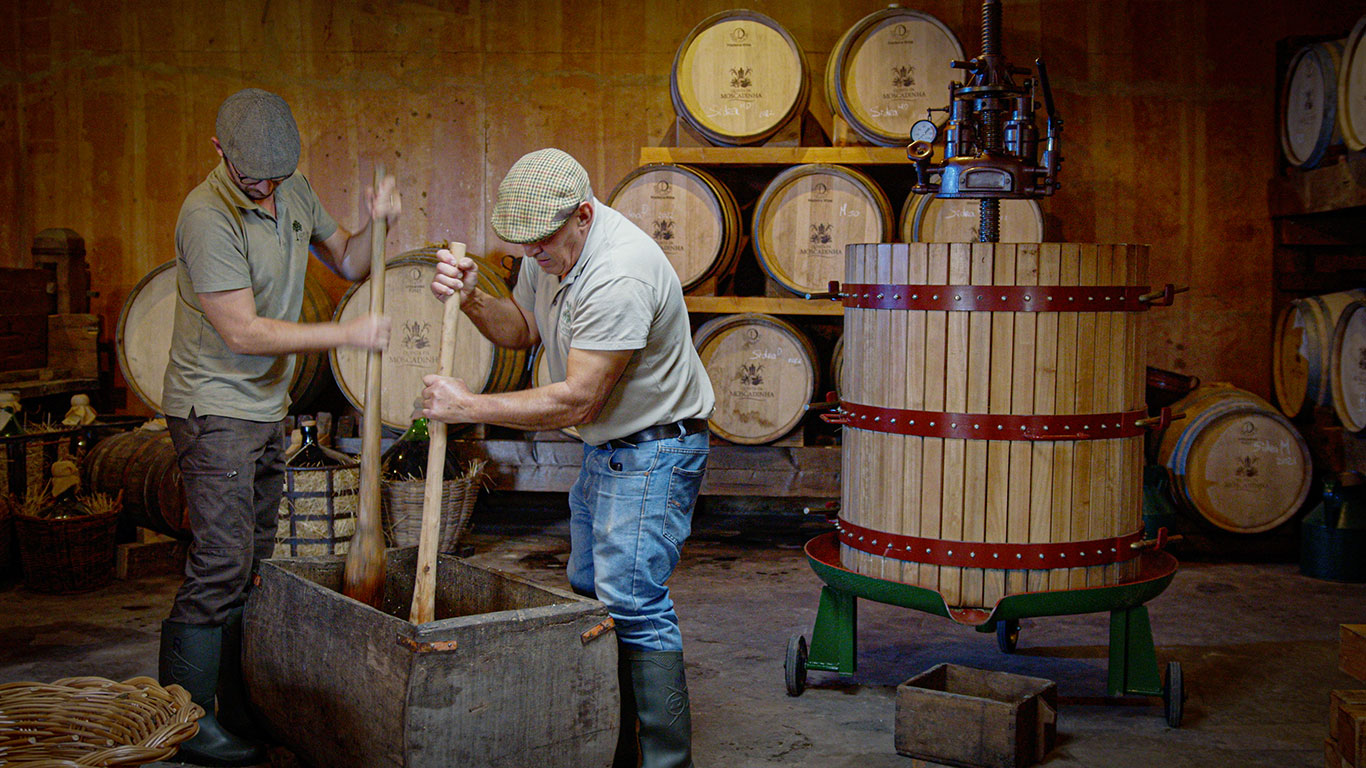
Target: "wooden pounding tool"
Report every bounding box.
[343,162,389,608]
[409,241,466,624]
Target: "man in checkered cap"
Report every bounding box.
[424,148,715,768]
[159,87,399,767]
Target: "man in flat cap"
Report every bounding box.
[424,148,714,768]
[158,87,399,766]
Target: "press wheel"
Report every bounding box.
[997,619,1020,654]
[1163,661,1184,727]
[785,634,808,696]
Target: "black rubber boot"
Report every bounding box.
[613,644,640,768]
[214,606,267,743]
[626,650,693,768]
[159,620,266,767]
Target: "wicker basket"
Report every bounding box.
[14,510,119,594]
[381,461,484,553]
[0,675,203,767]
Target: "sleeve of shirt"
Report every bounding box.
[569,276,653,351]
[512,267,536,311]
[299,175,339,243]
[176,207,252,294]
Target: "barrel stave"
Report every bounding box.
[840,243,1147,609]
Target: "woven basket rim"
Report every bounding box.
[0,675,203,767]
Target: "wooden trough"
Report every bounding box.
[243,547,619,768]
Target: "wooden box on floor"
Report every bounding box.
[1343,625,1366,682]
[895,664,1057,768]
[243,547,619,768]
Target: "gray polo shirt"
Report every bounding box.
[513,199,715,445]
[163,162,338,422]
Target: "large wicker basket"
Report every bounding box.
[0,676,203,767]
[14,510,119,594]
[381,460,484,554]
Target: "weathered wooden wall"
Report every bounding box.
[1,0,1360,409]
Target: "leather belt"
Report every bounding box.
[599,418,709,449]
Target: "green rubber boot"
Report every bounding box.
[614,644,639,768]
[626,650,694,768]
[214,606,267,742]
[159,620,266,767]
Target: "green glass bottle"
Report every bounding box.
[287,419,350,468]
[380,417,458,481]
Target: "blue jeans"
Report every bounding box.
[567,431,708,652]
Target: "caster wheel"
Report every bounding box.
[1163,661,1184,727]
[785,634,808,697]
[997,619,1020,654]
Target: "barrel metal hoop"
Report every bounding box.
[835,517,1146,569]
[840,283,1152,312]
[839,400,1149,441]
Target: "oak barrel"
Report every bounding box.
[694,313,817,445]
[331,249,529,430]
[1339,15,1366,150]
[824,7,964,147]
[900,193,1045,244]
[839,243,1148,608]
[1156,384,1312,534]
[830,334,844,399]
[1281,39,1344,169]
[1272,288,1366,418]
[606,164,742,292]
[752,164,894,297]
[117,261,333,415]
[1331,297,1366,432]
[670,10,810,146]
[82,428,188,540]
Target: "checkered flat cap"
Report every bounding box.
[492,149,593,244]
[215,88,301,180]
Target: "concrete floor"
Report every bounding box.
[2,497,1363,768]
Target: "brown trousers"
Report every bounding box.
[166,411,285,625]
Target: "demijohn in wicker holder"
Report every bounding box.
[15,510,119,594]
[0,676,203,767]
[382,460,485,553]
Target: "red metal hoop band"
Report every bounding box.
[838,400,1150,441]
[841,283,1152,312]
[835,517,1145,569]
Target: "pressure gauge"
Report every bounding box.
[910,119,939,143]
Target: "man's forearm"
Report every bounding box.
[335,222,376,282]
[224,317,356,356]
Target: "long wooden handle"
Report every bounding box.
[343,162,389,608]
[409,242,466,624]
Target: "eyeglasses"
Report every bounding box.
[225,156,291,187]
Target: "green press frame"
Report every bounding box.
[786,532,1184,726]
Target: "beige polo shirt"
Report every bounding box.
[162,162,337,421]
[513,200,715,445]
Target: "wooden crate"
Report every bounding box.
[243,547,619,768]
[1337,698,1366,767]
[1344,625,1366,682]
[895,663,1057,768]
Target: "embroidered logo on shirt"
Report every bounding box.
[292,220,304,243]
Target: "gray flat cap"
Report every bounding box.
[215,88,301,180]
